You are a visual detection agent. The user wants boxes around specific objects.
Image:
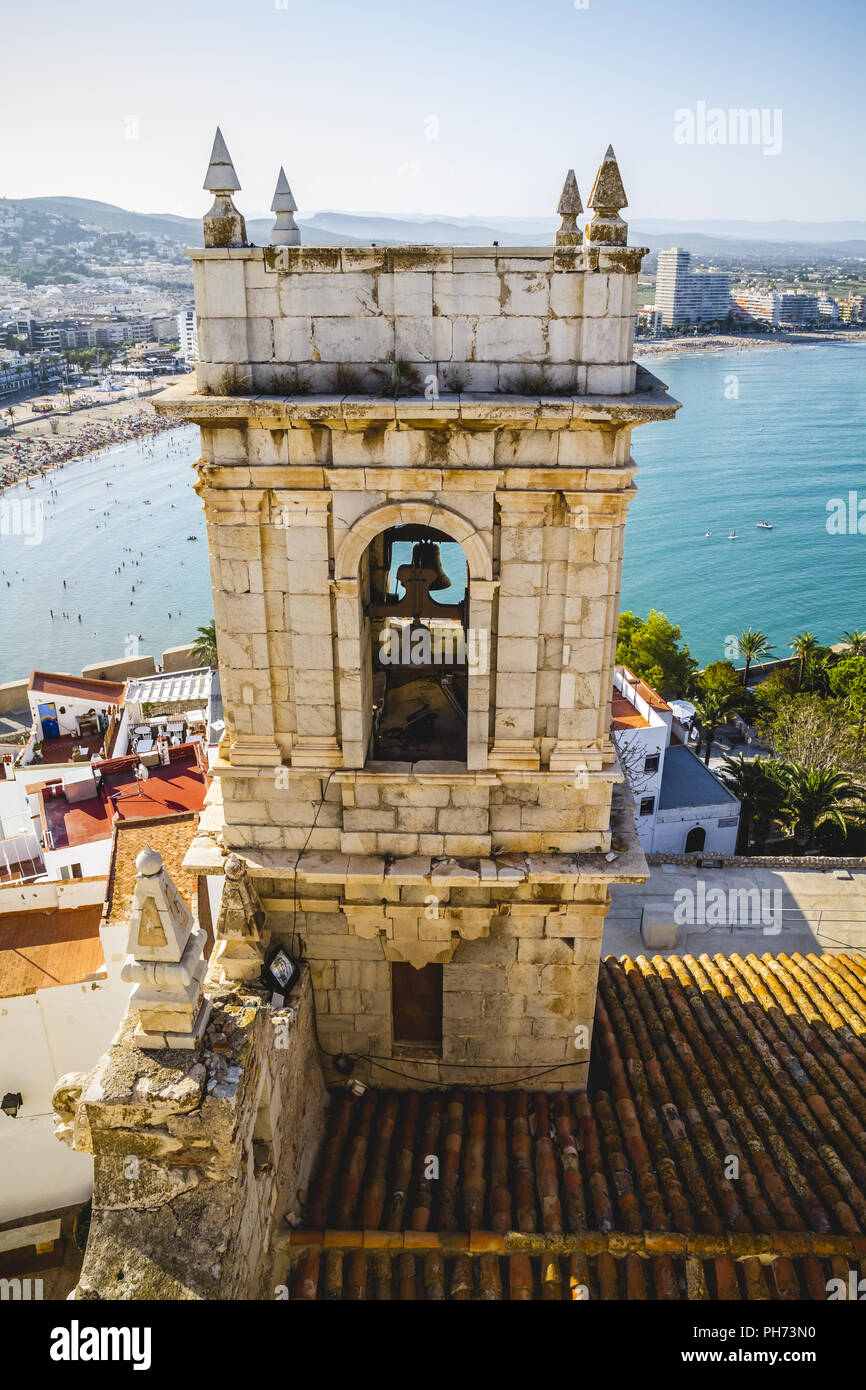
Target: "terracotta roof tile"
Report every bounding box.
[289,951,866,1299]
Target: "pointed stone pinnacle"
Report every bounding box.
[271,166,298,214]
[585,145,629,246]
[270,164,301,246]
[555,168,583,248]
[557,169,583,218]
[203,126,241,193]
[587,145,627,212]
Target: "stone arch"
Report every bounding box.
[335,501,492,584]
[684,825,706,854]
[333,501,493,770]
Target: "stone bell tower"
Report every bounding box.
[155,134,679,1089]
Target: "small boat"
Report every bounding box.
[704,530,711,537]
[756,521,773,529]
[728,529,738,539]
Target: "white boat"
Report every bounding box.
[704,530,711,537]
[728,529,738,539]
[756,521,773,529]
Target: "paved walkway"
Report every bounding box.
[604,862,866,958]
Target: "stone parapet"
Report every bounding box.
[52,966,326,1300]
[184,243,649,399]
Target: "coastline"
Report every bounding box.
[0,387,191,494]
[635,329,866,360]
[2,334,864,487]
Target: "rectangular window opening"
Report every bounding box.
[391,961,443,1057]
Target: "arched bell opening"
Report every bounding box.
[365,524,469,763]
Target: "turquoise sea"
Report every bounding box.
[622,343,865,664]
[0,342,862,682]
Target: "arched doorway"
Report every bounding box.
[684,826,706,853]
[366,524,469,763]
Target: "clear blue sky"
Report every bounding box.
[3,0,864,220]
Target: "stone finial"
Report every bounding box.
[214,853,269,982]
[269,167,301,247]
[120,846,212,1049]
[202,126,247,249]
[555,169,583,247]
[585,144,628,247]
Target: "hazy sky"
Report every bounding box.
[3,0,864,221]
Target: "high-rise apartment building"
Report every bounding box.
[655,248,731,326]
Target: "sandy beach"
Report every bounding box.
[0,380,189,492]
[635,328,866,359]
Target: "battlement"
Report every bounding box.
[190,242,645,399]
[189,132,646,401]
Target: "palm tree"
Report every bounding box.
[790,631,818,691]
[777,762,865,850]
[692,688,742,765]
[3,406,14,431]
[842,629,866,657]
[189,620,218,668]
[737,628,773,686]
[717,753,784,852]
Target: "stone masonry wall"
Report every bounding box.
[191,245,643,399]
[57,966,327,1300]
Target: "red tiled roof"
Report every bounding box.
[287,951,866,1300]
[29,671,126,704]
[0,904,105,997]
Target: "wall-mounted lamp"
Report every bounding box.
[2,1092,23,1118]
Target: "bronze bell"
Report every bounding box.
[411,541,451,591]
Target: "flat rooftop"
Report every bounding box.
[29,671,125,704]
[658,743,737,810]
[0,904,104,997]
[43,790,110,851]
[103,752,207,821]
[611,690,650,730]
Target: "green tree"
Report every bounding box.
[616,610,698,699]
[753,666,798,723]
[692,685,743,765]
[776,763,865,850]
[699,660,753,712]
[829,655,866,756]
[736,628,773,685]
[759,693,857,773]
[189,620,218,667]
[790,631,819,691]
[717,753,785,852]
[842,629,866,657]
[3,406,14,431]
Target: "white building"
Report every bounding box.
[732,288,820,327]
[612,666,741,855]
[177,307,199,366]
[656,248,731,327]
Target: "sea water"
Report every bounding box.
[0,343,862,682]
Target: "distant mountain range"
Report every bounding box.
[13,197,866,262]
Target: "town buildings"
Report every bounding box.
[731,287,821,326]
[176,307,198,366]
[655,248,732,327]
[0,666,214,1223]
[611,665,740,855]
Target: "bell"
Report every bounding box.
[411,541,451,591]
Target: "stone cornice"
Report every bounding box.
[153,378,681,427]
